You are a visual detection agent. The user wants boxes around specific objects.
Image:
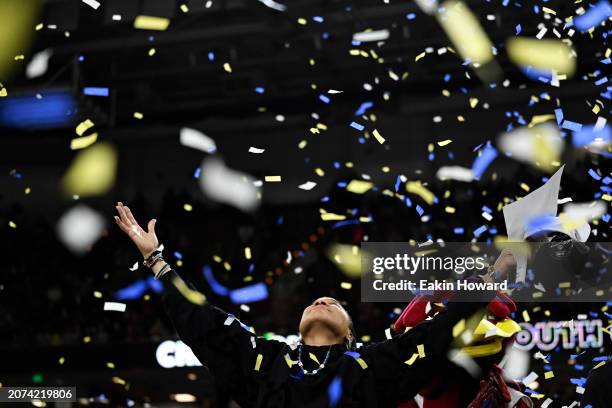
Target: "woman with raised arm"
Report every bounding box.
[114,201,513,408]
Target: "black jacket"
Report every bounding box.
[160,270,492,408]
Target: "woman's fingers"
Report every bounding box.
[114,215,130,234]
[123,205,140,227]
[116,204,132,226]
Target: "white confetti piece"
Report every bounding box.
[248,146,265,154]
[180,127,217,153]
[82,0,101,10]
[298,181,317,190]
[522,371,538,386]
[353,29,390,42]
[436,166,475,182]
[104,302,127,312]
[224,315,236,326]
[26,49,52,79]
[199,157,260,212]
[129,262,139,271]
[56,205,105,255]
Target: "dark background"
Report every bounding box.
[0,0,610,406]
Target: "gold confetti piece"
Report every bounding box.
[507,38,576,77]
[542,7,556,15]
[406,181,435,205]
[254,354,263,371]
[593,361,606,370]
[453,319,465,337]
[112,376,126,385]
[544,371,554,379]
[558,281,571,288]
[223,261,231,271]
[522,310,530,322]
[25,187,31,194]
[415,52,426,62]
[14,54,24,60]
[183,203,192,211]
[106,362,115,368]
[346,180,373,194]
[297,17,307,25]
[469,98,478,108]
[93,291,102,298]
[180,4,189,12]
[0,85,7,97]
[75,118,94,136]
[437,0,493,65]
[437,139,452,146]
[83,336,91,343]
[601,194,611,202]
[315,168,325,177]
[457,115,465,122]
[223,62,232,73]
[404,353,419,365]
[445,206,456,213]
[321,213,346,221]
[244,247,252,260]
[70,133,98,150]
[356,358,368,369]
[265,175,282,182]
[59,357,65,364]
[133,112,143,119]
[284,354,293,367]
[309,352,320,364]
[340,282,352,290]
[133,15,170,31]
[148,47,156,56]
[35,23,43,31]
[417,344,425,358]
[298,140,307,149]
[8,221,16,228]
[171,275,206,305]
[372,129,385,144]
[62,142,117,197]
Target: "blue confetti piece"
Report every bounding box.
[332,219,360,229]
[337,181,348,188]
[344,351,361,359]
[203,265,229,296]
[328,377,342,408]
[277,215,284,224]
[350,121,364,131]
[319,94,330,104]
[482,205,492,214]
[595,77,609,86]
[394,175,401,192]
[321,196,330,202]
[229,282,269,304]
[472,144,498,179]
[83,87,109,97]
[207,52,215,61]
[406,13,417,20]
[313,16,324,23]
[602,176,611,184]
[574,0,612,32]
[354,101,374,116]
[173,251,183,259]
[405,197,412,207]
[562,120,583,131]
[593,356,609,361]
[248,263,255,273]
[146,276,164,293]
[473,225,487,237]
[255,87,265,94]
[588,168,602,180]
[515,24,522,34]
[416,204,424,216]
[453,227,464,234]
[193,167,201,178]
[115,280,148,300]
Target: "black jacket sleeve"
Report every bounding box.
[159,269,262,403]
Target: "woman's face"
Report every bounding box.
[299,297,352,340]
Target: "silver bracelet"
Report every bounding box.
[154,262,172,280]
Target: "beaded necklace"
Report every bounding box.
[297,344,333,376]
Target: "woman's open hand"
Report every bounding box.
[114,201,159,258]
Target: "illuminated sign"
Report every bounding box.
[156,340,202,368]
[514,319,610,351]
